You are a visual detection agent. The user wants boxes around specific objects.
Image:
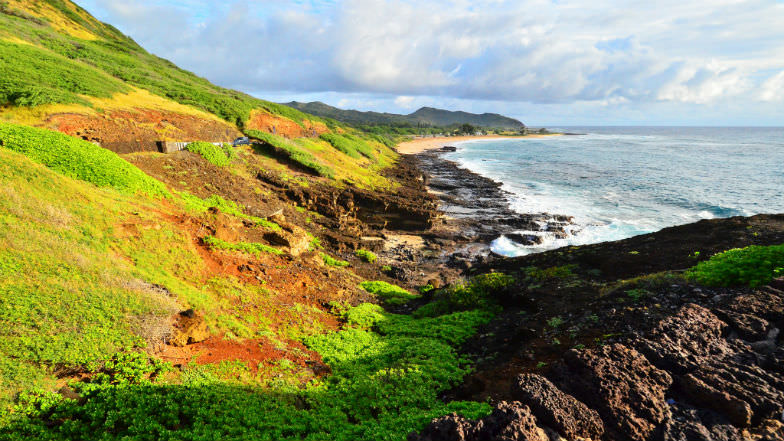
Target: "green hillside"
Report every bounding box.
[0,0,315,127]
[283,101,526,130]
[0,3,504,438]
[0,0,395,188]
[0,122,498,440]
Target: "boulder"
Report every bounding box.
[510,373,604,440]
[170,309,210,346]
[714,309,770,341]
[638,303,735,374]
[679,373,753,427]
[409,402,548,441]
[660,403,745,441]
[636,304,784,426]
[563,344,672,441]
[263,223,311,256]
[505,234,544,246]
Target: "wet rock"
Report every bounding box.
[563,344,672,441]
[510,373,604,440]
[409,402,548,441]
[171,310,210,346]
[505,234,544,246]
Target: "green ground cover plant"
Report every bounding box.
[2,303,493,441]
[322,253,350,267]
[0,123,169,197]
[354,249,377,263]
[320,133,376,160]
[248,130,335,178]
[360,281,419,305]
[687,244,784,287]
[0,39,127,107]
[414,272,514,317]
[203,235,283,256]
[185,141,235,167]
[0,148,177,410]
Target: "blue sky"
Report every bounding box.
[77,0,784,126]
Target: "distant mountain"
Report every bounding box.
[282,102,525,130]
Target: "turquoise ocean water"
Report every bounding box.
[444,127,784,256]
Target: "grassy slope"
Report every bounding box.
[0,0,398,189]
[0,124,499,440]
[0,124,314,407]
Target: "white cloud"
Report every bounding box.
[77,0,784,124]
[760,71,784,102]
[657,62,750,104]
[394,96,416,108]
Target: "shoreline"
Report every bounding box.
[395,133,562,155]
[387,146,573,282]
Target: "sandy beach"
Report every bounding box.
[395,134,561,155]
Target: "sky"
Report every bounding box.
[76,0,784,126]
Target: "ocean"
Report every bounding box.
[443,127,784,256]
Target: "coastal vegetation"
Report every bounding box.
[184,142,235,167]
[687,244,784,287]
[0,124,497,439]
[248,130,336,178]
[0,2,319,129]
[360,281,419,305]
[0,123,169,197]
[0,0,399,193]
[283,101,525,131]
[322,253,351,267]
[354,249,377,263]
[3,304,493,441]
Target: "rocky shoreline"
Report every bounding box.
[397,148,784,440]
[415,146,574,246]
[376,146,574,284]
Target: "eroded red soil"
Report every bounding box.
[44,109,241,153]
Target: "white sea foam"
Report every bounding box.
[447,127,784,256]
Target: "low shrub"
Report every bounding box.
[319,133,376,160]
[687,244,784,287]
[0,123,168,197]
[414,272,514,317]
[342,303,385,328]
[185,142,235,167]
[321,253,350,267]
[354,249,377,263]
[4,305,494,440]
[360,281,418,305]
[525,265,577,281]
[247,130,335,178]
